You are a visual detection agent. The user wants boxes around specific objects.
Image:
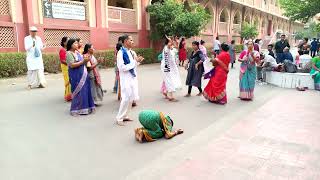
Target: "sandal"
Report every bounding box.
[184,94,191,97]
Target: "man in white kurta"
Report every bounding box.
[24,26,46,89]
[116,35,142,126]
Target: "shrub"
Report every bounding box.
[0,48,158,78]
[235,44,244,53]
[0,53,27,78]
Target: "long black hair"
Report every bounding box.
[83,43,92,54]
[179,37,185,49]
[221,43,230,52]
[60,36,68,47]
[192,41,200,47]
[66,38,76,51]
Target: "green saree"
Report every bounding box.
[310,57,320,91]
[137,110,175,142]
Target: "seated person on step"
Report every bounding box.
[257,53,282,82]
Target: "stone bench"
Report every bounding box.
[265,71,315,90]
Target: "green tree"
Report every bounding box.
[147,0,211,40]
[240,22,258,39]
[279,0,320,23]
[294,22,320,40]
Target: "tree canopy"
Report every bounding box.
[240,22,258,39]
[279,0,320,23]
[147,0,211,40]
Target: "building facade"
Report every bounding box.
[0,0,304,53]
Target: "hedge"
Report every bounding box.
[0,48,157,78]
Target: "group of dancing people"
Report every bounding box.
[160,36,261,105]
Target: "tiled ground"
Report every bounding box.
[163,92,320,180]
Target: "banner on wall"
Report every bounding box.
[43,0,86,21]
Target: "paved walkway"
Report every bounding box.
[1,64,319,180]
[127,90,320,180]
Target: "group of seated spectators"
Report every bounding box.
[257,45,315,83]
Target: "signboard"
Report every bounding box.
[43,0,86,21]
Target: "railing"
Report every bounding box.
[108,6,136,25]
[43,0,88,20]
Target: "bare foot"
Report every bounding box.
[168,98,179,102]
[176,129,184,135]
[163,93,168,99]
[184,94,191,97]
[196,92,203,96]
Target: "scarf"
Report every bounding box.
[122,47,136,77]
[90,55,102,86]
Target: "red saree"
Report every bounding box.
[203,51,230,104]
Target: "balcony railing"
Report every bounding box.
[108,6,136,26]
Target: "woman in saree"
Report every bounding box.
[59,36,72,102]
[310,56,320,91]
[185,41,205,97]
[161,37,182,102]
[134,110,183,143]
[178,37,187,66]
[238,40,260,100]
[66,39,95,116]
[76,38,84,54]
[203,43,230,105]
[83,44,104,105]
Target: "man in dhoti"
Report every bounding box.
[24,26,46,89]
[116,35,143,126]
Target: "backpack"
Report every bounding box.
[284,60,297,73]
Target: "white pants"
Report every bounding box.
[27,69,46,88]
[116,98,133,122]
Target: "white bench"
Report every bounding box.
[265,71,315,90]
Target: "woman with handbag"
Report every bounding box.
[238,40,260,100]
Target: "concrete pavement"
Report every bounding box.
[0,64,319,180]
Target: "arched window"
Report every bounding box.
[261,19,266,32]
[244,15,250,24]
[233,11,241,24]
[219,8,229,23]
[254,17,259,26]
